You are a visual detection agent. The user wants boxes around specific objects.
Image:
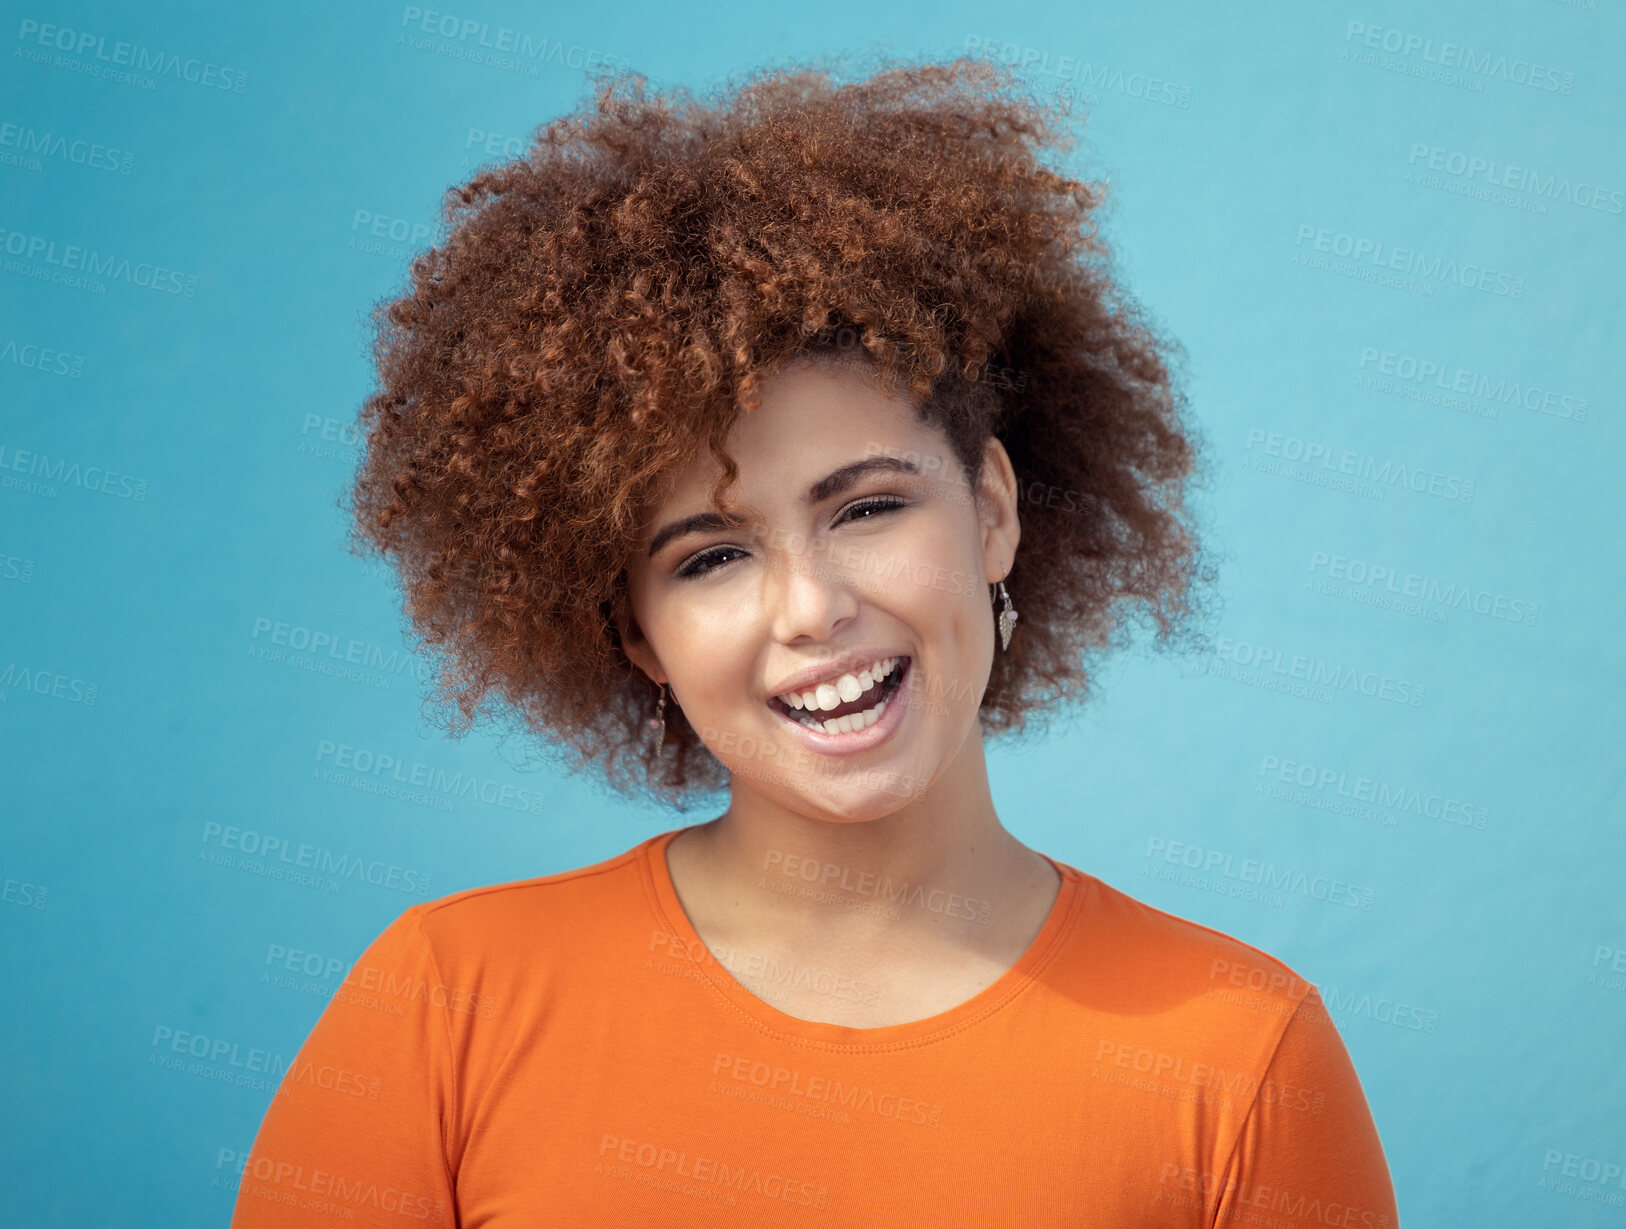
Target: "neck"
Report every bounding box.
[678,725,1048,951]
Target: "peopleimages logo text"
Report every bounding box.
[1295,225,1524,298]
[1407,145,1623,216]
[199,823,432,897]
[1342,21,1575,93]
[14,19,250,91]
[0,226,197,295]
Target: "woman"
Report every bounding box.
[232,57,1399,1226]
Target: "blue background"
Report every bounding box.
[2,1,1622,1224]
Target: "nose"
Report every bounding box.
[764,542,859,645]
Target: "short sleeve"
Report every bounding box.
[1211,987,1399,1229]
[230,907,458,1227]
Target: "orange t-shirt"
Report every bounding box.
[230,827,1399,1227]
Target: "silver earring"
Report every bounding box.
[995,580,1018,652]
[647,683,667,757]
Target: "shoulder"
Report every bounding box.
[1066,865,1317,1007]
[387,833,663,965]
[1055,877,1400,1216]
[1047,862,1329,1073]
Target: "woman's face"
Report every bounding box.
[622,356,1020,823]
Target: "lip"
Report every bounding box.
[768,657,913,757]
[766,650,910,702]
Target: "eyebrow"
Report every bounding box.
[646,455,925,558]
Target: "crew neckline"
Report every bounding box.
[640,825,1085,1051]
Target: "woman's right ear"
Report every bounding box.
[614,607,666,687]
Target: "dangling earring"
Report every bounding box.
[995,579,1019,652]
[647,683,668,757]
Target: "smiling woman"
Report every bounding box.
[622,357,1025,818]
[231,53,1399,1228]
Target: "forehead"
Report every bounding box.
[664,358,944,504]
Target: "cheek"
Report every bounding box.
[882,535,990,700]
[668,589,750,644]
[882,525,984,611]
[698,727,780,782]
[669,612,758,711]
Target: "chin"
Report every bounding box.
[779,779,920,824]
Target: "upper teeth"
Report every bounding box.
[778,657,900,712]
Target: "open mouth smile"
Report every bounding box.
[766,656,912,748]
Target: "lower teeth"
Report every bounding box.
[793,693,888,735]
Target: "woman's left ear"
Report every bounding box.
[978,435,1021,581]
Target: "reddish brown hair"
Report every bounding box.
[345,54,1217,806]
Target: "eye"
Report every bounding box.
[675,544,749,580]
[673,497,907,580]
[836,495,907,524]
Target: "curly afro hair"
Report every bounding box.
[344,53,1218,809]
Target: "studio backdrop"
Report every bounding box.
[2,1,1621,1225]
